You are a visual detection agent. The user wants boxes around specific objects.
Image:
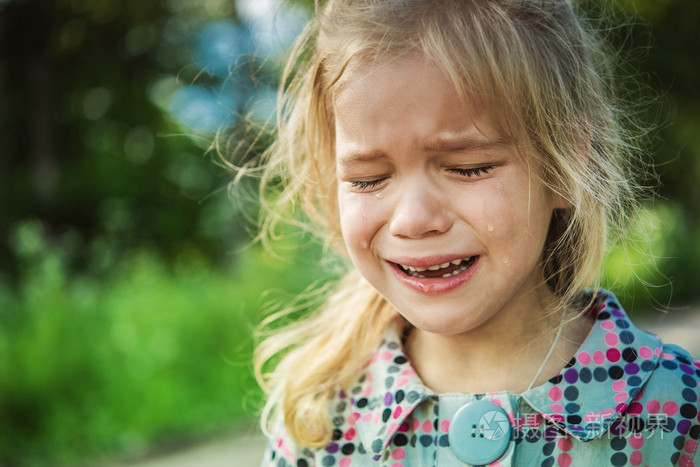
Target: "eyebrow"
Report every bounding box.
[335,134,512,169]
[423,135,511,152]
[336,149,389,169]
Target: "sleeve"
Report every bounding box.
[260,417,316,467]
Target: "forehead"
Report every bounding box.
[333,53,464,112]
[332,54,506,156]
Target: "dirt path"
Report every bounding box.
[114,307,700,467]
[111,425,267,467]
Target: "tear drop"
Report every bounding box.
[502,256,509,264]
[487,224,494,232]
[375,192,384,199]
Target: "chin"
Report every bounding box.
[397,307,486,336]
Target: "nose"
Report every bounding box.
[388,183,453,239]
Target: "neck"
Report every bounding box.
[404,290,592,394]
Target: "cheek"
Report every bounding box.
[453,183,511,235]
[467,182,550,248]
[478,186,507,233]
[338,194,378,250]
[493,186,553,257]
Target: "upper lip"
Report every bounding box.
[386,254,476,270]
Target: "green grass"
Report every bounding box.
[0,237,328,466]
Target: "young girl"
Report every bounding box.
[252,0,700,465]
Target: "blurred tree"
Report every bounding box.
[633,1,700,301]
[597,0,700,304]
[0,0,269,284]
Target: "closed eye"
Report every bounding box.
[349,178,387,191]
[448,165,494,179]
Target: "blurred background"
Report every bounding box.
[0,0,698,465]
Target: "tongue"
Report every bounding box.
[419,263,461,278]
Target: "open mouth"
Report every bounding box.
[395,256,478,279]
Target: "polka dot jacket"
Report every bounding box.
[262,292,700,466]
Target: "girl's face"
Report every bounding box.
[334,54,562,335]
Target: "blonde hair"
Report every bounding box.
[250,0,649,448]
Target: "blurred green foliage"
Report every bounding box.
[0,219,327,465]
[0,0,267,285]
[0,0,698,464]
[592,0,700,307]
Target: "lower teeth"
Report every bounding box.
[442,265,467,278]
[404,259,472,278]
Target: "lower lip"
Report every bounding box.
[388,257,480,295]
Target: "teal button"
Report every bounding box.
[448,400,511,465]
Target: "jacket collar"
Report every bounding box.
[521,291,663,441]
[348,291,663,454]
[348,319,433,459]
